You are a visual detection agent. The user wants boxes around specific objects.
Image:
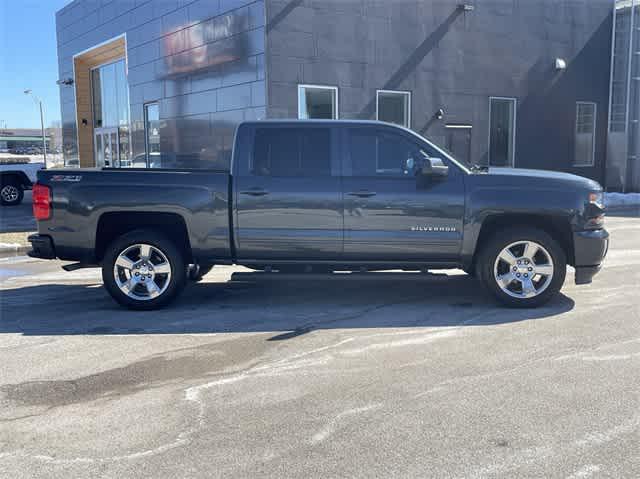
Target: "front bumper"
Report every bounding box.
[27,234,56,259]
[573,228,609,285]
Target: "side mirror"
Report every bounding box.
[421,157,449,178]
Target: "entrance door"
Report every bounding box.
[94,128,119,167]
[342,125,465,262]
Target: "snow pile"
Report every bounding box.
[604,192,640,207]
[0,243,22,252]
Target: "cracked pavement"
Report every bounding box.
[0,216,638,478]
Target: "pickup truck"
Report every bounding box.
[1,160,43,206]
[28,120,609,310]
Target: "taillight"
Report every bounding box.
[32,183,51,220]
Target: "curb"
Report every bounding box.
[0,244,30,255]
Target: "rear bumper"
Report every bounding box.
[573,228,609,285]
[27,234,56,259]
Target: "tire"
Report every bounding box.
[477,227,567,308]
[1,179,24,206]
[102,229,187,310]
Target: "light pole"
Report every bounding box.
[24,89,47,169]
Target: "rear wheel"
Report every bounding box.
[102,230,187,310]
[477,227,566,308]
[1,179,23,206]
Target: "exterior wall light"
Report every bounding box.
[555,58,567,71]
[434,109,445,120]
[56,78,74,86]
[458,4,475,11]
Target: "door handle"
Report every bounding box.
[240,188,269,197]
[347,190,376,198]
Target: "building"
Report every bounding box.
[56,0,618,187]
[607,0,640,192]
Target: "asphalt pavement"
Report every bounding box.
[0,216,638,478]
[0,191,36,233]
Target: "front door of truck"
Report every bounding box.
[234,124,342,260]
[341,126,465,261]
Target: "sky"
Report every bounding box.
[0,0,71,129]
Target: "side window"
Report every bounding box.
[252,128,331,177]
[301,128,331,176]
[349,129,422,177]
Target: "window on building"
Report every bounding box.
[574,102,597,167]
[252,127,331,177]
[348,128,424,177]
[376,90,411,127]
[144,103,160,168]
[298,85,338,119]
[488,97,516,167]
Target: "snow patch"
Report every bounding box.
[310,403,382,444]
[567,464,601,479]
[604,192,640,207]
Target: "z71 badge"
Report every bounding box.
[411,225,457,232]
[51,175,82,182]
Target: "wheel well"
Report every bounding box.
[473,214,574,269]
[95,212,192,263]
[1,172,29,188]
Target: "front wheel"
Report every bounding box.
[102,230,187,310]
[477,227,567,308]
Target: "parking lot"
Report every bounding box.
[0,215,638,478]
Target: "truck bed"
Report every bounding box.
[35,168,232,264]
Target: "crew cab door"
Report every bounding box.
[233,124,342,260]
[341,126,465,261]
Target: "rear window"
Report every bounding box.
[252,127,331,177]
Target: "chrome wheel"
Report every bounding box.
[1,185,19,203]
[493,240,554,299]
[113,243,172,301]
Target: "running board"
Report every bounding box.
[62,262,92,272]
[230,271,449,282]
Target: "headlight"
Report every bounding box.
[585,191,605,229]
[589,191,604,208]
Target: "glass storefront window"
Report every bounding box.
[91,58,131,167]
[92,70,102,127]
[92,59,129,129]
[144,103,160,168]
[488,97,516,167]
[115,60,130,128]
[298,85,338,119]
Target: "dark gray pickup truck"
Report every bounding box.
[29,120,608,310]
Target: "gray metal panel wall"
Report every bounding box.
[264,0,612,184]
[56,0,266,169]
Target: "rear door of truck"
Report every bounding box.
[233,123,343,260]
